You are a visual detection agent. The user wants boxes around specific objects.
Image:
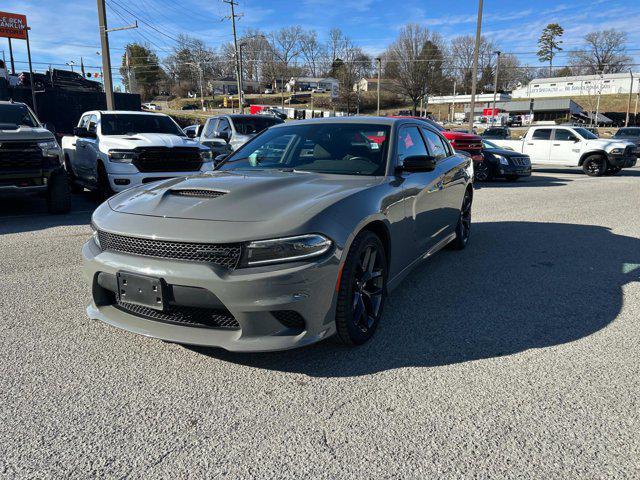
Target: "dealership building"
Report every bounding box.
[511,72,640,99]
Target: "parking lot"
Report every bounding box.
[1,168,639,478]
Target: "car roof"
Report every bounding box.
[86,110,169,116]
[271,116,401,128]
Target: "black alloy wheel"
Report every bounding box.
[582,155,607,177]
[449,187,472,250]
[474,160,492,181]
[335,231,387,346]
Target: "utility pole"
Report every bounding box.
[239,43,246,112]
[635,78,639,126]
[376,57,381,116]
[468,0,484,134]
[8,38,15,74]
[492,50,501,125]
[223,0,244,113]
[97,0,115,110]
[451,80,456,124]
[625,69,633,127]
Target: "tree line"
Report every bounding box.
[119,23,634,111]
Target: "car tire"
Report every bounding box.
[449,187,472,250]
[582,155,607,177]
[604,166,622,176]
[474,161,492,181]
[335,231,387,346]
[96,163,114,201]
[64,155,84,194]
[46,170,72,214]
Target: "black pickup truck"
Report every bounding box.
[0,101,70,213]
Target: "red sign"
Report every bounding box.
[0,11,28,40]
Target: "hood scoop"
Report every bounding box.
[169,188,227,198]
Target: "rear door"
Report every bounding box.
[549,128,580,165]
[421,127,465,231]
[523,128,552,164]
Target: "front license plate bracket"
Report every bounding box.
[117,271,165,311]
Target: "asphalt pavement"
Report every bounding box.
[1,168,639,479]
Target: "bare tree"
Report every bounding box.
[384,24,446,114]
[300,30,325,77]
[569,30,631,74]
[332,37,371,113]
[496,54,534,91]
[449,35,496,93]
[328,28,347,63]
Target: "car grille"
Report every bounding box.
[115,300,240,330]
[133,147,203,173]
[0,141,43,175]
[97,230,243,269]
[510,156,530,166]
[170,189,226,198]
[624,145,636,156]
[454,139,482,151]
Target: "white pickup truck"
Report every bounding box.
[491,126,637,176]
[62,110,212,198]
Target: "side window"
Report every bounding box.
[397,126,428,162]
[218,118,231,133]
[203,119,218,138]
[532,129,552,140]
[78,115,90,128]
[87,115,98,133]
[420,128,449,160]
[554,129,577,141]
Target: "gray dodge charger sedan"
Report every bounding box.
[84,117,473,351]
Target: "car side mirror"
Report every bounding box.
[398,155,437,173]
[185,130,196,139]
[214,153,228,167]
[214,130,230,142]
[43,122,56,135]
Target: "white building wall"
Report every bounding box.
[511,72,640,98]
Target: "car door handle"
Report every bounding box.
[527,142,534,145]
[553,143,561,146]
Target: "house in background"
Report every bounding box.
[353,77,396,92]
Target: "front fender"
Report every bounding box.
[579,150,607,166]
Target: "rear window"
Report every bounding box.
[532,129,552,140]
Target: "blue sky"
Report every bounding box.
[2,0,639,84]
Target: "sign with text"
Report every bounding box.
[0,11,28,40]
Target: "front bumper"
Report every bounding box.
[498,163,531,177]
[83,239,341,352]
[607,154,637,168]
[107,162,213,192]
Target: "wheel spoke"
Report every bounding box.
[352,292,366,329]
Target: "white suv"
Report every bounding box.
[62,111,212,197]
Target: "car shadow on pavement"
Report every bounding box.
[474,174,571,188]
[191,221,640,377]
[0,192,95,235]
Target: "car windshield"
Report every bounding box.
[218,123,391,176]
[0,104,39,128]
[234,116,282,135]
[573,127,598,139]
[616,128,640,137]
[100,113,184,136]
[482,139,500,149]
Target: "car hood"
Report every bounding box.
[99,133,207,151]
[585,138,635,150]
[0,125,55,141]
[107,169,382,222]
[484,147,525,157]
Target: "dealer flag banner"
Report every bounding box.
[0,11,28,40]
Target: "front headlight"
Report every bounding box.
[242,234,332,266]
[495,154,509,165]
[200,149,213,162]
[90,224,101,249]
[38,139,61,157]
[108,150,136,163]
[609,148,624,155]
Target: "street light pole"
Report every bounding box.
[492,50,501,125]
[223,0,243,114]
[625,69,633,127]
[468,0,484,133]
[97,0,115,110]
[376,57,381,116]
